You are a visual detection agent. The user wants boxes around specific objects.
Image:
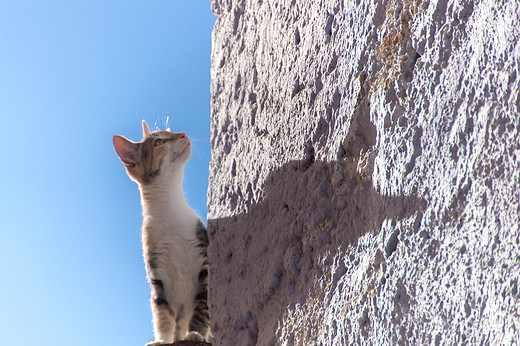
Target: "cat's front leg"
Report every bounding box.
[147,279,177,345]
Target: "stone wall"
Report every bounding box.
[207,0,520,344]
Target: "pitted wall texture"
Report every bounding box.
[207,0,520,344]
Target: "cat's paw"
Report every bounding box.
[184,331,204,342]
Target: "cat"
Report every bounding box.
[113,120,211,344]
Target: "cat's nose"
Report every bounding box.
[178,132,187,138]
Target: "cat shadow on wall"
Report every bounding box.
[207,154,427,344]
[207,73,427,344]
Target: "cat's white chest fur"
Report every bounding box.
[141,183,204,329]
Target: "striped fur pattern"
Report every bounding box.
[113,121,211,344]
[188,220,210,336]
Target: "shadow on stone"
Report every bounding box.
[208,157,427,344]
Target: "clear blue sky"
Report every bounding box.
[0,2,214,345]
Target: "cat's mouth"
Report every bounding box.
[182,143,192,157]
[172,141,191,162]
[180,139,191,154]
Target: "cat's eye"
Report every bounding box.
[154,139,166,147]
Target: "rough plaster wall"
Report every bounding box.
[208,0,520,344]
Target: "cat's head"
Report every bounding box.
[113,120,192,185]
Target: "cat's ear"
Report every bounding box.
[113,135,138,167]
[142,120,152,138]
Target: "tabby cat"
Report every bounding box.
[113,120,210,344]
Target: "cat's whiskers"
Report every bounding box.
[150,113,173,132]
[151,111,160,131]
[189,140,207,159]
[164,115,171,132]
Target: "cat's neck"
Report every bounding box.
[138,169,195,224]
